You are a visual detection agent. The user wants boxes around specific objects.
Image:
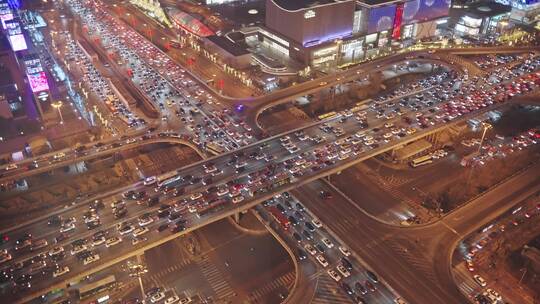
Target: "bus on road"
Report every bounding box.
[267,206,291,231]
[157,173,182,188]
[317,111,337,120]
[197,199,227,218]
[410,155,433,167]
[78,275,117,300]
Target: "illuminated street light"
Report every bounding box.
[51,101,64,124]
[125,259,148,300]
[477,122,492,154]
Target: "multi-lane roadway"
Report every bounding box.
[3,51,540,302]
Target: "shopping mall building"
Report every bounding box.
[260,0,451,68]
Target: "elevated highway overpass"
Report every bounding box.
[10,88,528,303]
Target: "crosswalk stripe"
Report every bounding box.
[248,271,295,303]
[195,257,235,299]
[311,276,353,304]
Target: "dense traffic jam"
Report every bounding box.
[1,49,539,300]
[456,201,540,304]
[63,32,146,131]
[461,129,539,167]
[66,0,256,153]
[260,194,395,304]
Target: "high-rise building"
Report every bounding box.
[260,0,451,68]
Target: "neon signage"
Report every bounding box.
[392,3,404,40]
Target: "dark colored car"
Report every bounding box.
[302,230,312,241]
[355,295,368,304]
[168,212,181,222]
[114,207,127,219]
[366,270,379,283]
[48,215,62,227]
[90,199,105,211]
[319,191,332,200]
[54,233,69,244]
[365,280,376,292]
[355,281,367,294]
[341,257,353,271]
[288,216,298,226]
[170,223,185,233]
[147,197,159,207]
[340,282,354,295]
[157,223,168,232]
[314,243,325,253]
[297,249,307,260]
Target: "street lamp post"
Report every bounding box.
[477,122,492,154]
[51,101,64,124]
[467,122,492,187]
[126,257,148,300]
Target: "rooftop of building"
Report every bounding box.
[206,35,250,56]
[271,0,348,11]
[463,1,511,18]
[356,0,402,7]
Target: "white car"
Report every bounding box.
[60,223,76,233]
[119,225,135,235]
[473,274,487,287]
[322,238,334,248]
[337,264,351,278]
[0,253,12,263]
[151,292,166,303]
[304,244,317,256]
[316,255,329,267]
[338,246,351,257]
[53,266,70,278]
[311,218,323,228]
[53,152,66,160]
[143,176,157,185]
[105,237,122,248]
[83,254,100,265]
[327,269,341,282]
[190,192,203,201]
[132,237,147,246]
[133,227,149,237]
[232,195,244,204]
[138,217,154,227]
[5,163,18,171]
[92,237,106,247]
[485,288,502,302]
[217,187,229,196]
[49,246,64,257]
[164,296,180,304]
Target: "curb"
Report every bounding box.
[250,208,300,304]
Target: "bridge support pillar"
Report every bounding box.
[233,212,242,224]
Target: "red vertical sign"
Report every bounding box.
[392,4,404,40]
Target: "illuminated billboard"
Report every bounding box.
[25,57,50,93]
[5,20,27,51]
[27,71,50,93]
[392,3,404,39]
[0,2,12,29]
[403,0,450,23]
[367,4,396,34]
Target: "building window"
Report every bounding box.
[353,10,363,34]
